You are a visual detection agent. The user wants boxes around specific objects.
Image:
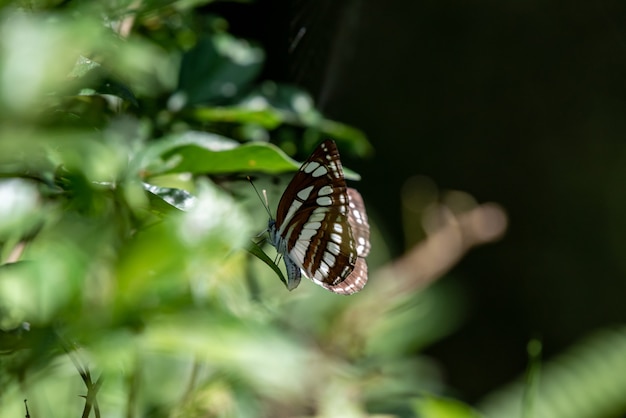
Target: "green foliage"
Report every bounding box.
[0,1,451,417]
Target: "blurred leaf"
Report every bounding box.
[0,179,43,241]
[241,83,318,120]
[0,321,30,352]
[98,79,140,107]
[115,180,252,314]
[140,311,309,397]
[105,35,179,96]
[68,57,140,108]
[191,105,283,129]
[170,0,238,12]
[0,11,108,116]
[177,34,264,106]
[0,217,115,324]
[479,327,626,418]
[68,55,102,79]
[415,396,484,418]
[318,119,373,157]
[239,83,373,157]
[0,128,129,184]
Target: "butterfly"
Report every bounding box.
[268,140,370,295]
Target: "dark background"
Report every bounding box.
[212,0,626,402]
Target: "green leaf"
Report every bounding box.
[68,55,101,79]
[177,34,264,105]
[191,106,283,129]
[247,240,288,289]
[318,119,373,157]
[414,396,485,418]
[238,83,374,157]
[241,83,317,116]
[97,78,139,107]
[144,184,194,213]
[141,131,364,180]
[141,132,300,176]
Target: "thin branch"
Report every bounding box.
[82,377,103,418]
[6,241,27,263]
[376,202,508,295]
[126,356,140,418]
[181,358,201,404]
[334,202,508,346]
[58,333,103,418]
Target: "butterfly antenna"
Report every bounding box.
[247,176,273,219]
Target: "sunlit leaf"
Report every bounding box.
[144,183,195,212]
[140,131,364,180]
[191,105,282,129]
[414,396,485,418]
[0,179,42,240]
[141,131,300,176]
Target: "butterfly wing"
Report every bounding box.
[345,188,371,258]
[322,188,370,295]
[272,140,369,294]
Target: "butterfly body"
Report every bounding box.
[268,140,370,295]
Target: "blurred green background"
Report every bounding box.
[1,1,626,418]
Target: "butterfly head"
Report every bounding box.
[267,218,279,247]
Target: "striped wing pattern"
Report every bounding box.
[268,140,370,295]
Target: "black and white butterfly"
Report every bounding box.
[268,140,370,295]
